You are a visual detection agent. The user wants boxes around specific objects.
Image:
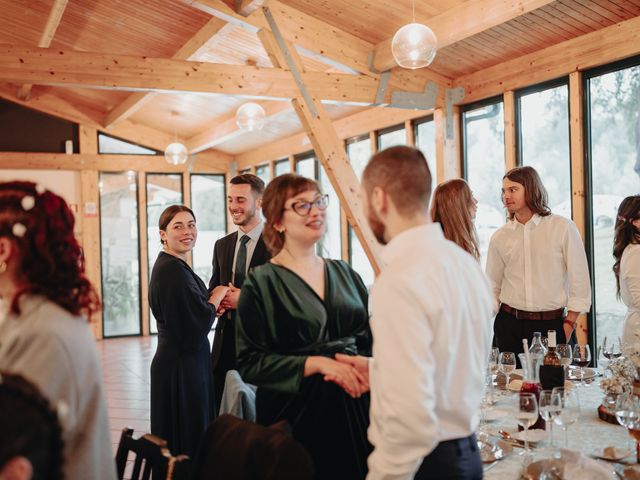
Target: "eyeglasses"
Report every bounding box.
[284,194,329,216]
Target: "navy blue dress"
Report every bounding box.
[149,252,216,456]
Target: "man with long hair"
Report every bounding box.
[209,174,271,414]
[486,166,591,355]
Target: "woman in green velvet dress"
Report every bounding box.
[236,174,372,480]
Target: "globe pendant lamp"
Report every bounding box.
[391,1,437,69]
[235,102,266,131]
[164,110,189,165]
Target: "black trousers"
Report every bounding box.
[493,308,566,367]
[414,434,482,480]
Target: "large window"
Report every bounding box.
[377,125,406,150]
[255,164,270,185]
[415,117,436,191]
[463,99,506,265]
[97,133,157,155]
[146,174,183,334]
[191,175,227,285]
[274,158,291,176]
[295,154,341,259]
[518,82,571,214]
[587,58,640,346]
[346,137,375,287]
[100,172,141,337]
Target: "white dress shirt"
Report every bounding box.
[366,224,494,480]
[621,244,640,345]
[231,221,264,283]
[485,214,591,314]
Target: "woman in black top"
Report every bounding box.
[149,205,228,456]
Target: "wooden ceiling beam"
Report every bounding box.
[0,152,230,173]
[17,0,69,101]
[455,14,640,104]
[0,44,431,105]
[372,0,556,72]
[235,0,268,17]
[103,17,232,128]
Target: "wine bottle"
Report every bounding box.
[543,330,561,366]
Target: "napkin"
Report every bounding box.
[560,449,614,480]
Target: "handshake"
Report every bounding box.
[208,283,241,316]
[309,354,371,399]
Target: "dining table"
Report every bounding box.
[481,370,636,479]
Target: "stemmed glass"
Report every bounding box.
[602,337,623,360]
[488,347,500,374]
[539,390,562,448]
[615,393,640,455]
[512,392,538,465]
[557,344,572,380]
[552,387,580,448]
[499,351,516,389]
[572,344,592,387]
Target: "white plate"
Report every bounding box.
[507,379,523,391]
[511,429,547,443]
[592,447,631,461]
[567,366,598,381]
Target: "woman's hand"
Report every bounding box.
[208,285,229,311]
[304,356,369,398]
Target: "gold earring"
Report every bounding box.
[0,262,6,274]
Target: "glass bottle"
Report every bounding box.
[529,332,547,360]
[544,330,562,366]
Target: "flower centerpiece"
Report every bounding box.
[599,356,636,423]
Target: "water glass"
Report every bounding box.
[572,344,591,387]
[499,351,516,388]
[539,390,562,448]
[552,387,580,448]
[512,392,538,465]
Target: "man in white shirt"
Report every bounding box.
[337,146,493,480]
[209,174,271,413]
[486,166,591,355]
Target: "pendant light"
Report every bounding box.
[235,102,266,131]
[164,110,188,165]
[391,0,437,69]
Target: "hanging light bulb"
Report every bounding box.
[392,23,437,69]
[235,102,266,131]
[164,110,189,165]
[164,142,188,165]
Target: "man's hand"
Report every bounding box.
[332,354,370,393]
[219,283,240,311]
[209,285,229,311]
[305,356,369,398]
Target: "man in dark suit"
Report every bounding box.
[209,173,271,413]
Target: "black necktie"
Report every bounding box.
[234,235,251,288]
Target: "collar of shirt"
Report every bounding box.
[238,221,263,244]
[505,213,543,230]
[380,223,444,267]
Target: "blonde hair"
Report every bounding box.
[430,179,480,260]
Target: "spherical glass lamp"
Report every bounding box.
[235,102,266,131]
[391,23,437,69]
[164,142,188,165]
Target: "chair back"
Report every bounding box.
[115,427,189,480]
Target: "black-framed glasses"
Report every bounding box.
[284,194,329,216]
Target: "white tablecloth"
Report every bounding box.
[483,379,632,479]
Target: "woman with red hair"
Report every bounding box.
[0,181,115,479]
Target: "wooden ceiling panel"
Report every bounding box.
[37,86,130,117]
[0,0,53,45]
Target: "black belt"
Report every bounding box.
[500,304,565,321]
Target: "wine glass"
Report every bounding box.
[512,392,538,465]
[552,387,580,448]
[602,337,623,360]
[499,352,516,389]
[557,344,572,380]
[572,344,592,387]
[615,393,640,454]
[539,390,562,448]
[488,347,500,374]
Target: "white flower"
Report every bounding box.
[12,223,26,238]
[20,195,35,211]
[35,184,45,194]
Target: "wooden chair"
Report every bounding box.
[114,427,189,480]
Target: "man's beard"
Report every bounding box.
[230,206,256,226]
[367,208,387,245]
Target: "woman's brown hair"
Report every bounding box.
[262,174,320,255]
[503,166,551,219]
[613,195,640,297]
[430,179,480,260]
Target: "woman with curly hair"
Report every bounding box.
[0,181,115,479]
[430,178,480,260]
[614,195,640,345]
[0,372,64,480]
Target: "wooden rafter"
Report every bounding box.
[257,21,381,273]
[455,14,640,104]
[235,0,268,17]
[0,44,443,106]
[17,0,69,101]
[103,17,231,128]
[372,0,556,72]
[0,152,230,173]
